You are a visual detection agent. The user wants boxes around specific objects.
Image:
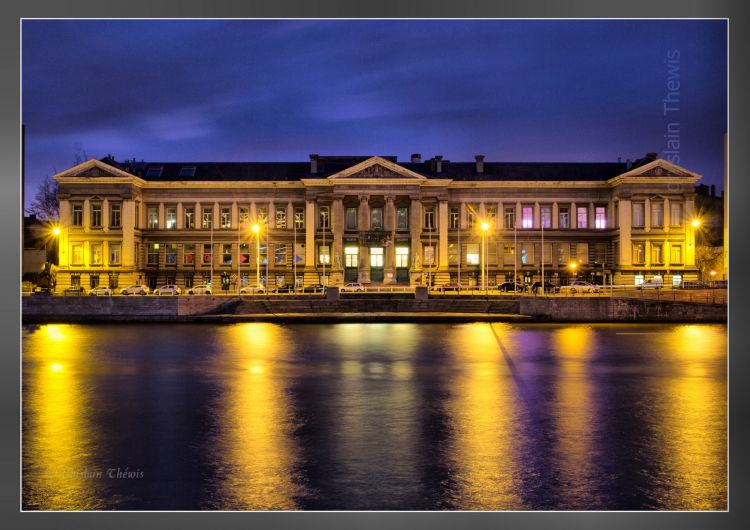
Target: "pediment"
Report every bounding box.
[618,159,696,179]
[53,159,137,180]
[327,156,427,180]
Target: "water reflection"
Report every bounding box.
[22,322,727,510]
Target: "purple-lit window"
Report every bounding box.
[595,207,607,229]
[521,207,533,228]
[577,207,588,229]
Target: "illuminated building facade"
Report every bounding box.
[52,153,701,291]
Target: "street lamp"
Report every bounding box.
[252,223,261,288]
[480,221,489,292]
[691,218,701,228]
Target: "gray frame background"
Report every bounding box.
[4,1,746,529]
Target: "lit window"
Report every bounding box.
[202,206,213,229]
[202,243,212,265]
[275,244,286,265]
[166,207,177,229]
[91,243,102,265]
[257,205,268,224]
[345,246,359,267]
[148,243,159,265]
[71,244,83,265]
[522,206,533,228]
[184,207,195,229]
[672,274,682,287]
[72,204,83,227]
[632,242,645,264]
[166,244,177,265]
[276,207,286,229]
[467,243,480,265]
[395,247,409,267]
[423,245,435,266]
[221,207,232,229]
[651,242,664,264]
[319,206,330,229]
[240,243,249,265]
[294,207,305,229]
[635,274,644,286]
[503,244,515,265]
[109,243,121,265]
[595,207,607,229]
[222,244,232,265]
[148,206,159,229]
[558,206,569,229]
[319,245,330,265]
[184,244,195,265]
[504,207,515,229]
[449,207,460,229]
[541,206,551,229]
[576,207,588,229]
[239,207,249,224]
[370,247,384,267]
[110,203,121,228]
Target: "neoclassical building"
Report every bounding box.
[51,153,701,292]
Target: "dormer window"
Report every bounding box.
[145,166,163,178]
[179,166,196,178]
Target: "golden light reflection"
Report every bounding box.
[552,326,595,505]
[23,325,101,509]
[651,324,727,509]
[210,323,302,509]
[443,323,522,509]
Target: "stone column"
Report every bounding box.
[331,197,344,284]
[58,200,70,267]
[358,196,370,231]
[459,202,467,230]
[571,202,577,229]
[644,198,651,232]
[607,200,614,230]
[685,198,696,266]
[384,196,396,284]
[618,199,632,266]
[515,201,522,229]
[410,198,423,284]
[177,202,184,230]
[552,202,559,229]
[438,199,449,270]
[287,201,294,230]
[159,202,165,230]
[102,198,109,231]
[83,199,91,231]
[122,200,135,270]
[231,202,238,229]
[305,199,315,267]
[533,202,540,229]
[664,197,670,233]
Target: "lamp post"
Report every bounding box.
[252,224,260,287]
[480,221,489,293]
[49,225,61,264]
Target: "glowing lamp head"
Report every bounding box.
[691,219,701,228]
[710,270,717,277]
[569,262,577,270]
[252,224,260,234]
[52,227,61,236]
[480,222,490,232]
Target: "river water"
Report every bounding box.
[22,322,727,510]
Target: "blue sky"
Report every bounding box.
[22,19,727,207]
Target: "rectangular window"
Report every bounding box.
[166,207,177,229]
[257,205,268,224]
[110,203,121,228]
[670,202,683,227]
[89,274,100,289]
[91,202,102,228]
[370,247,384,267]
[72,244,83,265]
[275,244,286,265]
[135,204,140,229]
[670,244,683,264]
[319,206,330,229]
[184,207,195,229]
[72,204,83,227]
[522,206,533,228]
[345,246,358,267]
[222,244,232,265]
[486,206,497,222]
[147,206,159,229]
[166,243,177,265]
[91,243,102,265]
[371,208,383,230]
[423,245,435,266]
[202,206,213,229]
[184,274,194,289]
[108,273,119,289]
[466,243,480,265]
[71,274,81,288]
[449,243,458,265]
[202,243,212,265]
[221,207,232,229]
[239,206,249,224]
[595,207,607,229]
[294,207,305,229]
[397,207,409,230]
[467,208,476,229]
[109,243,121,265]
[504,207,515,229]
[520,242,534,265]
[576,207,588,229]
[240,243,249,265]
[319,245,330,265]
[651,242,664,264]
[632,203,645,228]
[449,207,460,229]
[275,207,286,229]
[184,243,195,265]
[148,243,159,265]
[503,244,515,265]
[395,247,409,267]
[651,202,664,228]
[346,207,358,230]
[632,242,645,264]
[541,206,551,229]
[559,206,569,229]
[575,243,589,264]
[595,242,607,264]
[424,207,435,230]
[557,242,570,265]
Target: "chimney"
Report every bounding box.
[711,184,716,197]
[475,155,485,174]
[645,152,658,161]
[411,153,421,163]
[435,155,443,173]
[617,157,622,163]
[309,154,319,174]
[626,159,633,170]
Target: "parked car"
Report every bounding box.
[339,283,365,292]
[301,284,326,293]
[120,284,150,296]
[155,284,181,296]
[498,281,526,293]
[63,286,86,296]
[559,281,601,294]
[531,281,559,294]
[240,283,266,294]
[186,284,212,295]
[88,286,113,296]
[637,279,664,290]
[273,285,295,293]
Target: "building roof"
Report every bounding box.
[100,155,654,182]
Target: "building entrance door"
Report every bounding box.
[344,246,359,282]
[370,247,384,283]
[395,246,409,284]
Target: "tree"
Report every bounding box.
[27,175,59,221]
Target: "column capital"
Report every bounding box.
[359,195,369,203]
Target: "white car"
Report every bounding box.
[240,283,266,294]
[340,283,364,292]
[120,284,150,296]
[88,286,113,296]
[155,284,181,296]
[560,281,601,294]
[187,284,212,295]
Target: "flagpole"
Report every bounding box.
[293,209,297,293]
[210,211,214,289]
[237,217,240,295]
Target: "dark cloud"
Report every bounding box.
[22,19,727,206]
